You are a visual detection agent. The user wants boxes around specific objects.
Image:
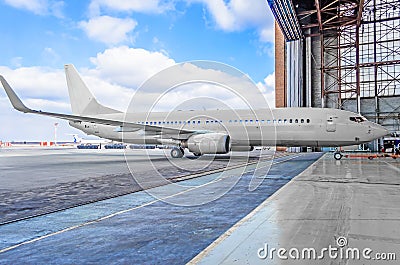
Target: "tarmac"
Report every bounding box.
[1,148,398,264]
[192,153,400,264]
[0,148,260,224]
[0,148,321,264]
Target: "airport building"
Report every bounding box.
[268,0,400,150]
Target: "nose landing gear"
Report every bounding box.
[334,152,343,160]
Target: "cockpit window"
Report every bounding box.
[350,116,366,123]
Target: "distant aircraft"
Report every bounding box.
[0,64,388,159]
[70,134,110,145]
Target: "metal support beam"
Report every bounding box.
[314,0,323,32]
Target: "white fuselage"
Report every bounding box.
[69,107,387,148]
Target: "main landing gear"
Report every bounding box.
[171,147,184,158]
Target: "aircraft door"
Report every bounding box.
[93,124,99,134]
[326,115,337,132]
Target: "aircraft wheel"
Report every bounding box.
[171,147,184,158]
[334,152,342,160]
[193,152,202,157]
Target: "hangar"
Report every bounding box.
[268,0,400,150]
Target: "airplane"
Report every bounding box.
[70,134,111,145]
[0,64,388,160]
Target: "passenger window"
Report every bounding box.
[301,119,304,123]
[307,119,310,123]
[284,119,287,123]
[295,119,298,123]
[198,121,201,124]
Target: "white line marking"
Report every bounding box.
[0,154,301,254]
[383,161,400,173]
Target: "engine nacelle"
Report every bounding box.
[230,146,254,152]
[186,133,231,154]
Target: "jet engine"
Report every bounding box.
[186,133,230,155]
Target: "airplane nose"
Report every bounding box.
[374,124,389,138]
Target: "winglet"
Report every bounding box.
[0,75,32,113]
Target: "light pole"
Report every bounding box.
[54,122,58,146]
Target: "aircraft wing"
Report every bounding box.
[0,75,197,136]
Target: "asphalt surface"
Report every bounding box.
[0,148,322,264]
[0,148,260,224]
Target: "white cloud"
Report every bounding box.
[79,16,137,45]
[0,66,67,100]
[0,46,178,140]
[88,0,173,16]
[85,0,274,42]
[89,46,176,87]
[149,83,253,112]
[259,25,275,43]
[78,75,133,111]
[120,61,272,113]
[192,0,275,42]
[256,72,275,108]
[4,0,47,14]
[0,66,78,141]
[0,64,132,141]
[0,47,275,141]
[3,0,65,17]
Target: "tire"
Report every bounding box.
[171,147,184,158]
[334,152,342,160]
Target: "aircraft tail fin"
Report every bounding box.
[64,64,121,115]
[72,134,81,143]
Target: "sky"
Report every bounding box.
[0,0,276,142]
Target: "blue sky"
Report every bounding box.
[0,0,276,141]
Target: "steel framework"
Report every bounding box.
[318,0,400,105]
[319,0,400,130]
[295,0,399,130]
